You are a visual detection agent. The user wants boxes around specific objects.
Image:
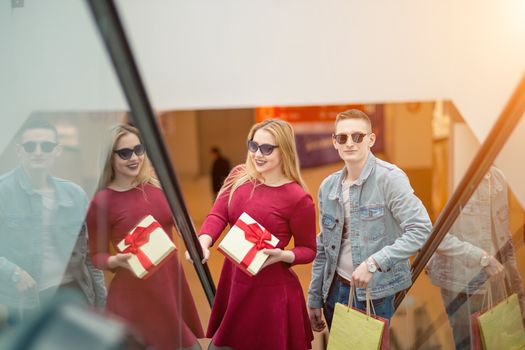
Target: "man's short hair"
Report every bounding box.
[16,118,59,142]
[335,109,372,131]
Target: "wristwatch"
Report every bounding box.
[366,258,378,273]
[11,269,20,283]
[480,254,491,267]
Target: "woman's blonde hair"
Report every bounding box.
[219,118,307,204]
[96,124,160,191]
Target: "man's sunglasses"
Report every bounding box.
[113,144,146,160]
[247,140,279,156]
[22,141,58,153]
[333,132,370,145]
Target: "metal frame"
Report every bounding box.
[86,0,216,306]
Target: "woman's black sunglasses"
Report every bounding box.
[114,144,146,160]
[247,140,279,156]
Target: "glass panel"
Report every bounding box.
[391,109,525,349]
[0,2,205,349]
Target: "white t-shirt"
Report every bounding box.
[37,188,75,291]
[336,179,356,281]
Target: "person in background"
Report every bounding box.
[86,124,204,350]
[0,119,106,329]
[210,146,230,201]
[196,119,316,350]
[308,109,433,331]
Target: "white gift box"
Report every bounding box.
[116,215,176,279]
[218,212,279,276]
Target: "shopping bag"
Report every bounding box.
[470,311,482,350]
[327,287,388,350]
[477,292,525,350]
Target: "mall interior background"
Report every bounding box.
[2,1,525,349]
[1,100,523,349]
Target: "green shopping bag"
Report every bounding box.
[477,290,525,350]
[327,287,385,350]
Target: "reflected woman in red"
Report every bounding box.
[86,124,204,350]
[197,119,316,350]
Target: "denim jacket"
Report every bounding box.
[308,153,432,306]
[427,168,525,298]
[0,167,106,308]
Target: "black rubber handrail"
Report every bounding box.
[395,72,525,309]
[86,0,216,306]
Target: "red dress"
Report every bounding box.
[201,180,316,350]
[86,184,204,350]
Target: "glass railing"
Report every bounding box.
[391,74,525,349]
[0,1,212,348]
[86,0,215,304]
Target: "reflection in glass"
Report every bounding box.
[86,124,204,350]
[427,167,525,349]
[0,118,107,329]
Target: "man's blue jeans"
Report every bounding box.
[323,277,395,329]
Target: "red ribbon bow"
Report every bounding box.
[235,219,275,269]
[122,220,162,271]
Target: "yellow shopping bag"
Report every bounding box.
[327,287,386,350]
[477,291,525,350]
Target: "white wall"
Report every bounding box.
[2,0,525,165]
[115,0,525,143]
[451,114,525,208]
[451,123,480,191]
[495,112,525,208]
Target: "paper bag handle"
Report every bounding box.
[347,284,377,318]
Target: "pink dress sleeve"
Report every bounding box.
[199,189,230,243]
[199,165,246,243]
[289,194,317,266]
[86,194,111,270]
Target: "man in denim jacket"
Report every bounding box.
[307,109,432,331]
[0,119,106,327]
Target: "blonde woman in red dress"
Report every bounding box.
[86,124,204,350]
[198,119,316,350]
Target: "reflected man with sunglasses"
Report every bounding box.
[0,119,106,329]
[308,109,432,331]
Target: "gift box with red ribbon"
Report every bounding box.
[218,212,279,276]
[116,215,176,279]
